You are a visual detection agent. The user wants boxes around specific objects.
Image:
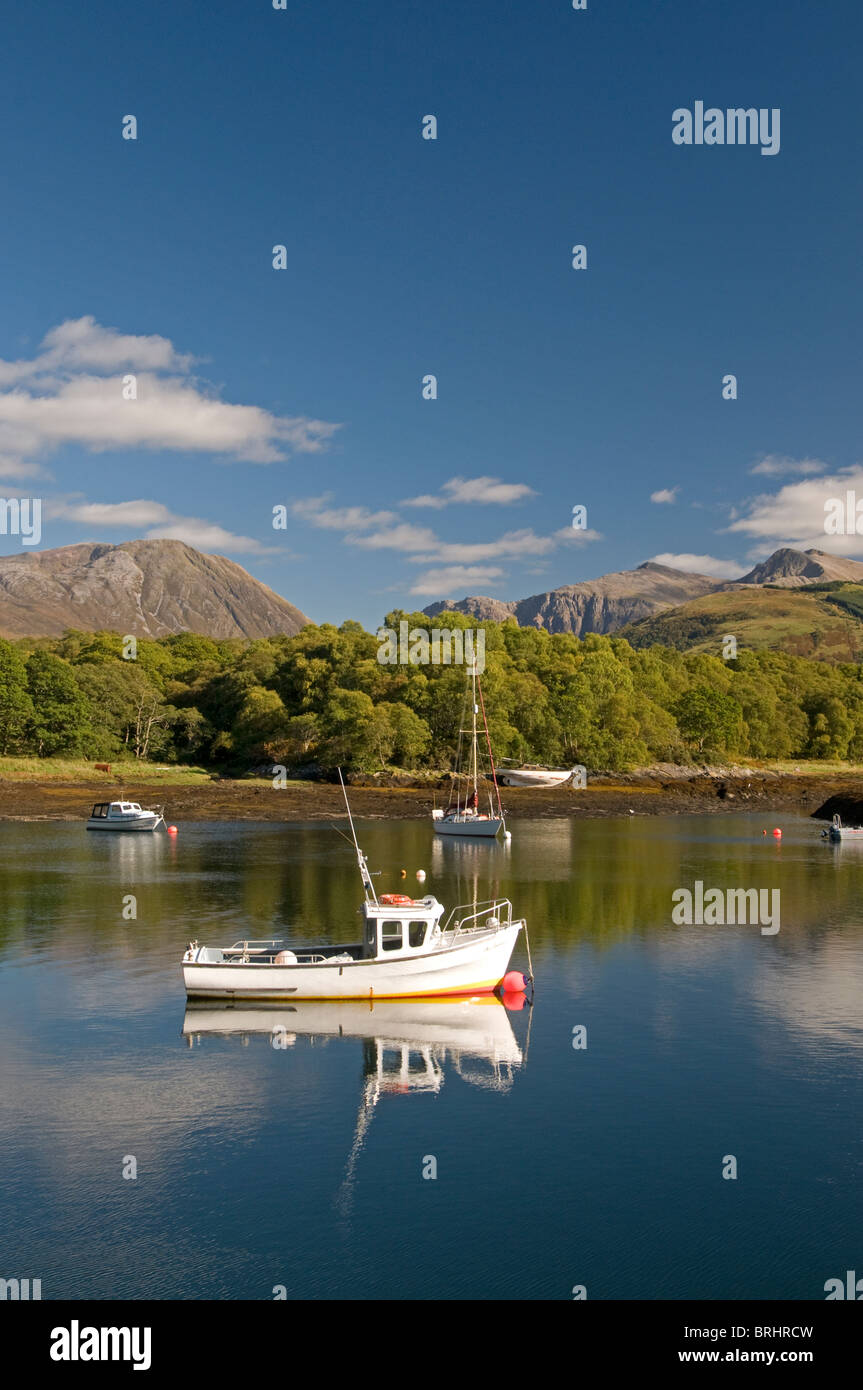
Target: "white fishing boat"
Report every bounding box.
[183,777,528,1002]
[496,764,578,788]
[86,800,165,832]
[825,813,863,842]
[433,663,507,838]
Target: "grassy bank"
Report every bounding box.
[4,755,863,786]
[0,757,214,785]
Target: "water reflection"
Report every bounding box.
[3,815,863,1299]
[183,997,528,1214]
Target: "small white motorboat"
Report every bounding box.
[496,764,579,788]
[183,778,527,1002]
[86,800,165,832]
[825,813,863,842]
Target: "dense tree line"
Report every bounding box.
[2,613,863,771]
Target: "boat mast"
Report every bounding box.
[471,663,478,798]
[476,672,504,819]
[338,768,378,905]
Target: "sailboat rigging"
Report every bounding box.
[432,663,507,838]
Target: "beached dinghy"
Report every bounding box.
[496,764,578,788]
[183,780,526,1002]
[86,800,165,832]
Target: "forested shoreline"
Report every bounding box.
[2,611,863,773]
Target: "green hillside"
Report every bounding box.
[619,582,863,662]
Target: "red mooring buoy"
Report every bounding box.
[167,825,178,835]
[772,827,782,839]
[502,970,527,994]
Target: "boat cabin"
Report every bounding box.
[360,896,444,959]
[90,801,148,819]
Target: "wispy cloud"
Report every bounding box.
[402,475,537,508]
[408,565,506,596]
[49,497,276,555]
[749,454,827,477]
[290,490,601,598]
[650,487,679,504]
[291,496,399,530]
[648,552,743,579]
[0,316,340,480]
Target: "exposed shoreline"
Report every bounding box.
[1,769,860,823]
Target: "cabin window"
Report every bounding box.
[381,921,403,952]
[92,804,108,818]
[408,921,427,948]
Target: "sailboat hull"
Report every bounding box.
[434,815,504,838]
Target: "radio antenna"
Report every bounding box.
[338,768,378,905]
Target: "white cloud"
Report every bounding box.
[408,565,506,596]
[291,492,600,577]
[727,467,863,554]
[650,487,679,504]
[648,552,744,579]
[0,453,44,479]
[0,316,195,385]
[0,317,340,479]
[750,454,826,477]
[356,526,570,563]
[49,496,275,555]
[553,525,604,544]
[402,475,537,508]
[351,522,441,553]
[291,496,399,530]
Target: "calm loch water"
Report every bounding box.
[1,813,861,1300]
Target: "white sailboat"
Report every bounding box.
[182,775,526,1001]
[432,664,506,838]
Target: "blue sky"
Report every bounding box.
[0,0,860,628]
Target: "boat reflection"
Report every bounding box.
[183,996,530,1211]
[183,996,525,1078]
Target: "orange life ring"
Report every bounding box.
[379,893,415,905]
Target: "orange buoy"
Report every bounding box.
[772,828,782,839]
[167,825,178,835]
[502,970,527,993]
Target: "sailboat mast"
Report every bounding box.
[477,672,504,819]
[471,664,478,794]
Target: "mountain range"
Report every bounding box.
[0,541,309,640]
[3,541,863,658]
[423,549,863,643]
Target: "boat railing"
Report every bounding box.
[442,898,513,941]
[222,939,332,964]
